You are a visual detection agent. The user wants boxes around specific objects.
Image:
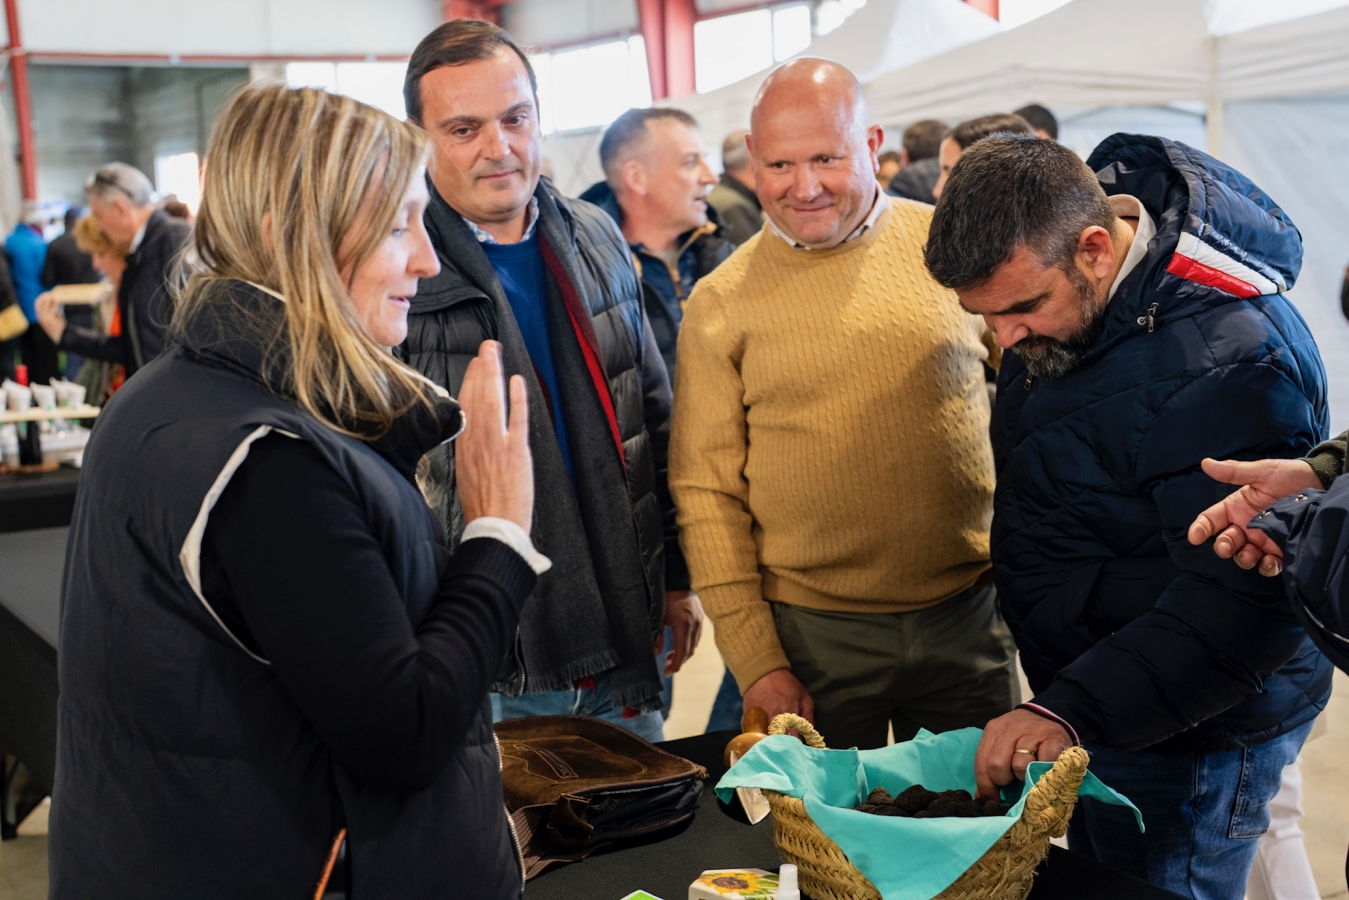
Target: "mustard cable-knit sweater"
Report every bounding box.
[669,199,1000,692]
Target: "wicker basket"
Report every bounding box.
[762,714,1089,900]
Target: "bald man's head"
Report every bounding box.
[747,59,882,249]
[751,58,869,138]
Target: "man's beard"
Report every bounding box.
[1013,267,1107,380]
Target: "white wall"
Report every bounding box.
[502,0,639,49]
[6,0,441,58]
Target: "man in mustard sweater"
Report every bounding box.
[669,59,1018,750]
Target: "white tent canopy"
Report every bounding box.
[864,0,1213,125]
[666,0,999,154]
[1217,3,1349,100]
[864,0,1349,126]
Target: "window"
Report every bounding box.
[154,152,201,214]
[532,36,652,134]
[773,5,813,60]
[694,4,816,93]
[285,61,409,120]
[815,0,866,36]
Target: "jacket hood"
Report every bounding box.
[578,178,727,245]
[174,279,462,477]
[1076,134,1303,360]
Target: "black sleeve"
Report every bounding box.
[1254,485,1349,674]
[58,323,128,365]
[41,246,58,289]
[201,433,536,792]
[637,305,690,592]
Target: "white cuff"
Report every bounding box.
[461,517,552,575]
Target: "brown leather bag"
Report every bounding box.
[495,715,707,879]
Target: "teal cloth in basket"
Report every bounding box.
[716,728,1142,900]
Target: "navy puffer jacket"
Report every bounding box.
[993,134,1333,754]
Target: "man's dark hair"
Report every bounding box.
[901,120,948,161]
[947,113,1037,151]
[878,150,902,166]
[403,20,537,124]
[924,135,1116,291]
[1014,103,1059,140]
[600,107,698,184]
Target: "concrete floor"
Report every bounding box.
[4,623,1347,898]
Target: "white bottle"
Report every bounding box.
[0,424,18,468]
[777,865,800,900]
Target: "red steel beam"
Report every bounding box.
[964,0,999,19]
[4,0,37,200]
[662,0,696,98]
[443,0,504,24]
[636,0,668,100]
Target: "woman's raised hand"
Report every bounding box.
[455,341,533,533]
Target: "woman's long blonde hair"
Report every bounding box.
[178,82,434,438]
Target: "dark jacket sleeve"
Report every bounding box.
[1252,485,1349,673]
[59,322,129,365]
[1305,430,1347,489]
[202,433,536,792]
[637,305,690,592]
[1029,362,1324,750]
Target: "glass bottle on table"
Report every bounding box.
[15,364,43,466]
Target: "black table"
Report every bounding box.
[0,466,80,533]
[527,731,1182,900]
[0,526,63,838]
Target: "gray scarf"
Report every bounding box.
[424,183,663,713]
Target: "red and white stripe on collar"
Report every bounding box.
[1165,232,1283,299]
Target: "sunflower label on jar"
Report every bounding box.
[688,869,780,900]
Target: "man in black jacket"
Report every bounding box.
[926,135,1331,899]
[398,20,703,740]
[35,163,191,379]
[578,106,735,380]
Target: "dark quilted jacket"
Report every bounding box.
[399,174,687,614]
[993,134,1333,754]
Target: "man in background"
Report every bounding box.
[707,130,763,246]
[886,118,946,204]
[1014,103,1059,140]
[933,113,1037,200]
[36,163,191,381]
[398,20,702,740]
[672,59,1017,751]
[41,208,101,378]
[579,107,734,378]
[876,150,902,189]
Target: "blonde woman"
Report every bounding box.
[51,84,538,898]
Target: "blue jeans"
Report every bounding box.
[491,670,666,744]
[1067,721,1314,900]
[706,669,744,733]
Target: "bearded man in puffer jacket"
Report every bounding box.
[925,132,1332,900]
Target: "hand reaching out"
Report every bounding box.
[1187,457,1321,577]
